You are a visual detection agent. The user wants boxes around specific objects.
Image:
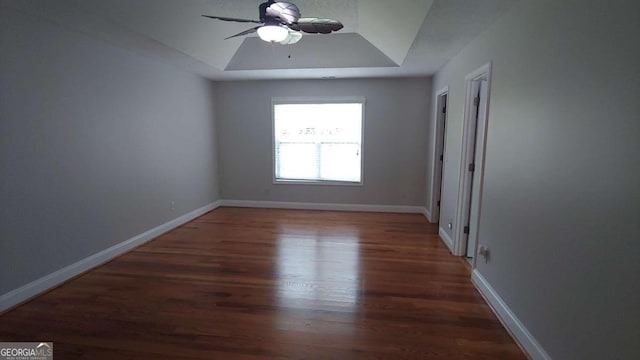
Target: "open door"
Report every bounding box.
[430,87,449,223]
[454,62,492,260]
[465,79,488,258]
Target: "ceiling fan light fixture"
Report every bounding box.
[280,30,302,45]
[257,25,289,42]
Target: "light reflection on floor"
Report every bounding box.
[275,225,361,335]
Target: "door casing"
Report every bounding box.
[428,86,449,223]
[453,62,493,259]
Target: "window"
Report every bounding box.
[273,99,364,184]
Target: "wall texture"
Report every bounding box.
[430,0,639,358]
[0,7,219,294]
[216,78,431,206]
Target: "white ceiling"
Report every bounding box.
[5,0,517,80]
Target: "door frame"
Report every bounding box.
[428,86,449,223]
[453,62,493,258]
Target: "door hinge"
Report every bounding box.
[439,154,444,161]
[473,97,480,106]
[463,226,470,234]
[437,200,440,207]
[442,105,447,114]
[468,163,475,172]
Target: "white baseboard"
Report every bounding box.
[438,226,455,253]
[220,199,425,214]
[423,207,432,222]
[0,200,221,313]
[471,270,551,360]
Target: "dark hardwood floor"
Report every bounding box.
[0,207,526,359]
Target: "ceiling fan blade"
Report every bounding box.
[289,18,343,34]
[202,15,261,24]
[266,2,301,24]
[224,26,260,40]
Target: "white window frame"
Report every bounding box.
[272,96,366,186]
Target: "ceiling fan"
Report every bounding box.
[202,0,343,45]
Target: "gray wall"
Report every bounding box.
[216,78,431,206]
[0,7,219,294]
[430,0,639,358]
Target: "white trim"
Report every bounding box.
[0,201,221,313]
[465,62,493,81]
[273,179,363,186]
[453,62,493,257]
[271,96,367,104]
[472,270,552,360]
[428,86,449,224]
[438,226,455,253]
[220,200,424,214]
[423,207,432,222]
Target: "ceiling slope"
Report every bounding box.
[358,0,434,65]
[72,0,249,70]
[2,0,520,80]
[226,33,396,71]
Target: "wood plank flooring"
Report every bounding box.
[0,207,526,359]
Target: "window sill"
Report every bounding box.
[274,179,363,186]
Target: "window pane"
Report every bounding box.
[320,143,361,182]
[274,102,363,183]
[277,143,318,180]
